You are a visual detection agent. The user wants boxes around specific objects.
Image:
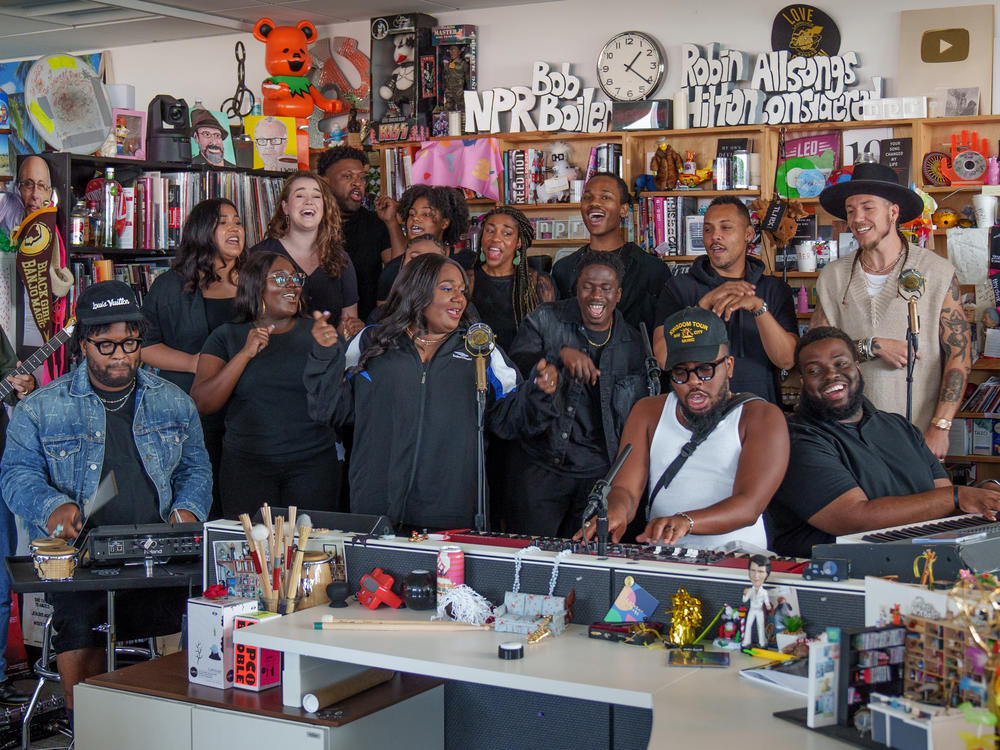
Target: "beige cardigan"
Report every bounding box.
[815,244,957,430]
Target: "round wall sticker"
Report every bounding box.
[772,5,841,58]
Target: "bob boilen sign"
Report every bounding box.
[680,5,882,126]
[464,61,610,133]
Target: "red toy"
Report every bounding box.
[252,17,347,119]
[357,568,402,610]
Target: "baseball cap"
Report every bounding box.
[662,307,729,369]
[75,281,145,326]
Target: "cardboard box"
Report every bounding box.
[233,612,282,692]
[187,596,257,689]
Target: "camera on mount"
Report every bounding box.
[146,94,191,163]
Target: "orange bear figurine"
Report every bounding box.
[253,17,346,119]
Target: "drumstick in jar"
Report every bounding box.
[238,514,264,577]
[274,515,285,595]
[283,515,312,615]
[251,523,275,609]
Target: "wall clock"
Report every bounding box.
[596,31,665,102]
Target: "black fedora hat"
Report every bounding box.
[818,161,923,224]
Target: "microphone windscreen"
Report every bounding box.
[466,323,493,349]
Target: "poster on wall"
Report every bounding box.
[189,109,236,168]
[897,5,994,114]
[244,115,298,171]
[0,53,104,156]
[771,4,841,58]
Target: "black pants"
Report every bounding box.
[506,446,605,538]
[220,444,342,519]
[202,414,225,521]
[47,588,187,653]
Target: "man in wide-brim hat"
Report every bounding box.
[810,160,970,459]
[189,109,234,167]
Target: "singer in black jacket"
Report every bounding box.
[506,252,647,537]
[304,254,559,531]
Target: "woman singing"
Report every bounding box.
[305,253,559,531]
[142,198,244,517]
[251,170,364,338]
[192,251,341,517]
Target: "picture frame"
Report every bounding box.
[419,55,437,100]
[112,108,145,160]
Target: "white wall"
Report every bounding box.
[85,0,1000,119]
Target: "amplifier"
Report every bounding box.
[85,523,203,565]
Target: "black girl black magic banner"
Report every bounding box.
[679,43,883,127]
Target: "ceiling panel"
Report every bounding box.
[0,0,557,62]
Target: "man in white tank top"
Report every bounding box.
[580,307,789,550]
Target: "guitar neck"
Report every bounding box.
[0,324,74,402]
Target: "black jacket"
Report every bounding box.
[509,299,647,471]
[141,270,218,393]
[655,255,797,404]
[551,243,668,334]
[304,327,556,529]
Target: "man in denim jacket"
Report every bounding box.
[2,280,210,715]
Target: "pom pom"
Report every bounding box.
[432,584,494,626]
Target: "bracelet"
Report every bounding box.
[855,337,874,362]
[954,485,960,512]
[677,512,695,534]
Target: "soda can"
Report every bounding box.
[713,158,731,191]
[436,546,464,597]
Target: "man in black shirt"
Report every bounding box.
[551,173,667,333]
[1,281,211,713]
[318,146,406,319]
[507,251,646,536]
[654,196,797,404]
[767,327,1000,557]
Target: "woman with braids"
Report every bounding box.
[375,185,472,305]
[506,251,646,536]
[472,205,556,351]
[142,198,245,517]
[812,162,970,459]
[304,253,560,532]
[192,252,341,518]
[251,171,365,339]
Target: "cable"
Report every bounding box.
[221,41,255,122]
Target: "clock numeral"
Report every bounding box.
[614,87,620,94]
[627,90,633,97]
[615,42,621,49]
[606,78,613,85]
[646,48,653,55]
[606,52,613,59]
[602,65,609,72]
[625,37,633,45]
[650,61,657,69]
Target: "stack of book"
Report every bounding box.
[634,196,699,256]
[502,148,545,204]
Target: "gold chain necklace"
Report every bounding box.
[96,381,136,413]
[584,323,613,347]
[406,328,448,346]
[859,248,903,274]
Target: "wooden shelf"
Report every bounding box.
[662,255,703,262]
[945,455,1000,463]
[781,271,820,278]
[532,238,583,246]
[512,202,581,211]
[639,189,758,198]
[972,358,1000,371]
[921,185,984,194]
[956,411,1000,418]
[796,311,814,319]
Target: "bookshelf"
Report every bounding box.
[836,626,906,728]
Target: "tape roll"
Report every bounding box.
[498,642,524,660]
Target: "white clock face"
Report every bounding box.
[597,32,664,102]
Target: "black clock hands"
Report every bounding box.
[623,50,652,85]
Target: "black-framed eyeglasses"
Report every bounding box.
[669,356,728,385]
[255,137,287,146]
[86,338,142,355]
[18,179,51,194]
[267,271,305,288]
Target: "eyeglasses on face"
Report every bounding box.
[255,137,287,146]
[669,356,728,385]
[86,338,142,355]
[18,180,52,194]
[267,271,305,288]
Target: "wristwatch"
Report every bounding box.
[932,418,953,431]
[752,300,768,318]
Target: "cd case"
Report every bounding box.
[666,650,731,668]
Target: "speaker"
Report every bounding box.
[146,94,191,162]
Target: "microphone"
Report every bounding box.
[464,323,495,394]
[898,268,925,338]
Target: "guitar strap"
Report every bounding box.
[646,392,762,521]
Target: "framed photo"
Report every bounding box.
[419,55,437,100]
[112,108,145,160]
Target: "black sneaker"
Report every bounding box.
[0,679,30,704]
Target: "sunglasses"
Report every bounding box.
[86,338,142,355]
[267,271,305,288]
[669,356,728,385]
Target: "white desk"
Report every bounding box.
[236,605,846,749]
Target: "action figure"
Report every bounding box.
[439,45,470,112]
[650,137,684,190]
[741,554,771,647]
[379,34,416,117]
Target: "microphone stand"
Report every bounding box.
[475,385,488,533]
[639,323,661,396]
[582,444,632,558]
[905,296,919,423]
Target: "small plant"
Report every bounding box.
[782,615,805,633]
